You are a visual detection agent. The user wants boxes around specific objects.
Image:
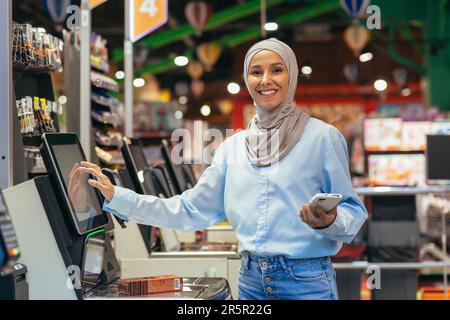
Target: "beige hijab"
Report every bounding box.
[244,38,310,167]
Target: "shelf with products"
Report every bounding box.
[91,71,119,92]
[12,23,64,178]
[89,33,124,169]
[362,117,450,188]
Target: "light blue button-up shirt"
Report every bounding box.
[104,118,367,259]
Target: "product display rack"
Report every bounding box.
[12,23,63,179]
[64,30,124,168]
[89,33,124,168]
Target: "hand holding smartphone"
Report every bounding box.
[308,193,342,212]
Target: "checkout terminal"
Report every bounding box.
[3,133,231,299]
[0,190,28,300]
[120,137,181,253]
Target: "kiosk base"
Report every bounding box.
[0,263,29,300]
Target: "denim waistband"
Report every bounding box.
[240,251,330,271]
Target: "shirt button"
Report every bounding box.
[266,286,273,293]
[265,277,271,283]
[261,262,268,268]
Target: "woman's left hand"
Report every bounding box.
[299,204,337,229]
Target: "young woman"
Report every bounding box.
[79,38,367,300]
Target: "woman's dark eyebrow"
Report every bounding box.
[250,62,284,69]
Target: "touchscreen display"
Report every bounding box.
[52,144,103,223]
[129,145,148,171]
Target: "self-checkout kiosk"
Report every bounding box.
[3,133,231,299]
[0,190,28,300]
[111,137,240,298]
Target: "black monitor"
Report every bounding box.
[121,137,172,198]
[0,190,20,270]
[101,169,127,229]
[121,137,155,195]
[161,139,195,194]
[426,134,450,183]
[40,133,109,235]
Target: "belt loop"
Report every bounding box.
[278,255,288,270]
[240,251,250,271]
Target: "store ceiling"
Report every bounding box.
[13,0,424,106]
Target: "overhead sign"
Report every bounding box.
[89,0,109,9]
[129,0,168,43]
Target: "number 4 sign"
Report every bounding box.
[89,0,109,9]
[129,0,168,43]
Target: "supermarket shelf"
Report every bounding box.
[355,186,450,196]
[207,225,234,232]
[365,150,425,155]
[22,135,42,147]
[135,131,173,140]
[29,166,47,174]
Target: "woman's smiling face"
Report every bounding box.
[247,50,289,110]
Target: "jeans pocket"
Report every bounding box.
[284,259,328,282]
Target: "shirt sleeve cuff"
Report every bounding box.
[315,206,349,237]
[102,186,136,219]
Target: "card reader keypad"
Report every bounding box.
[0,207,20,257]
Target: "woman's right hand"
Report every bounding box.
[77,162,115,201]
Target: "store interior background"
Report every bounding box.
[5,0,450,300]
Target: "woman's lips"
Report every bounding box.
[257,89,278,97]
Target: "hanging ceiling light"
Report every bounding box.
[178,96,189,105]
[264,22,278,31]
[200,104,211,116]
[115,70,125,80]
[359,52,373,63]
[301,65,312,75]
[374,79,388,91]
[227,82,241,95]
[133,78,145,88]
[174,56,189,67]
[174,111,184,120]
[401,88,412,97]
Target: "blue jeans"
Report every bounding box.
[238,252,339,300]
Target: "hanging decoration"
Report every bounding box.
[185,1,213,36]
[197,42,222,71]
[343,24,370,56]
[44,0,73,24]
[393,68,407,88]
[175,82,190,97]
[217,99,233,115]
[186,60,205,80]
[191,79,205,97]
[340,0,371,19]
[343,63,359,83]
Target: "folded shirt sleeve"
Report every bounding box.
[102,143,228,231]
[316,127,368,243]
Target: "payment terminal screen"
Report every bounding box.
[52,144,103,223]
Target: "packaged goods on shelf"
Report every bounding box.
[93,128,123,148]
[95,147,124,166]
[91,110,120,127]
[367,154,426,187]
[12,24,63,72]
[91,71,119,92]
[90,33,110,73]
[16,96,58,135]
[92,92,120,109]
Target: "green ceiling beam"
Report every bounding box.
[112,0,284,63]
[137,0,340,76]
